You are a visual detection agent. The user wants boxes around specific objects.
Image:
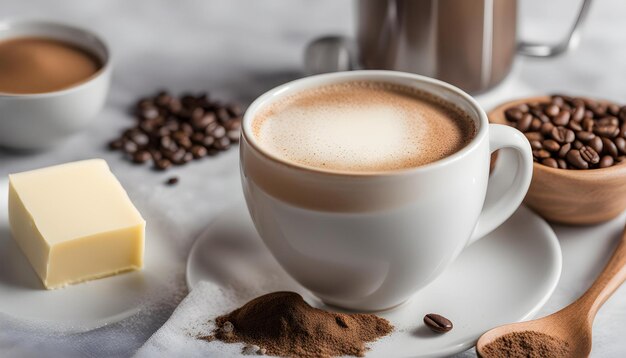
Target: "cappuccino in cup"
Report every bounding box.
[252,81,476,173]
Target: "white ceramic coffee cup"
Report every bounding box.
[240,71,533,311]
[0,20,111,150]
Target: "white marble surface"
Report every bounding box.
[1,0,626,357]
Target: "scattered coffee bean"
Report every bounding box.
[166,176,179,186]
[107,90,243,171]
[423,313,453,333]
[504,95,626,169]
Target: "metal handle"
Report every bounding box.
[517,0,593,57]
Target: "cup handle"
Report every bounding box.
[517,0,593,57]
[468,124,533,244]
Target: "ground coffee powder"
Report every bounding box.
[213,291,393,357]
[481,331,570,358]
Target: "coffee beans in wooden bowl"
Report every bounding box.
[501,94,626,170]
[108,91,242,171]
[489,95,626,225]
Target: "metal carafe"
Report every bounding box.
[306,0,593,93]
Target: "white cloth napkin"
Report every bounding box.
[135,281,289,358]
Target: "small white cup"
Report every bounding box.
[240,71,533,311]
[0,20,111,150]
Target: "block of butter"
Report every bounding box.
[8,159,145,289]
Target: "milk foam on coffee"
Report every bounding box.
[253,81,476,172]
[0,37,101,94]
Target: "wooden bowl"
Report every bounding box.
[489,96,626,225]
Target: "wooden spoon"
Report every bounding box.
[476,224,626,357]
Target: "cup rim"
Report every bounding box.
[242,70,489,178]
[0,18,111,98]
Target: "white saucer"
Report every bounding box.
[0,178,177,332]
[186,202,562,357]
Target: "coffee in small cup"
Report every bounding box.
[252,81,476,173]
[0,37,102,94]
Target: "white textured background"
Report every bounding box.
[1,0,626,357]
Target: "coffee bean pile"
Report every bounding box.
[504,95,626,169]
[108,91,242,170]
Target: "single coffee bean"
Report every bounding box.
[601,137,618,157]
[533,149,551,159]
[557,158,568,169]
[615,137,626,154]
[155,158,172,170]
[227,130,240,142]
[542,139,560,152]
[132,150,151,164]
[202,135,216,148]
[551,96,565,106]
[582,118,594,132]
[505,108,523,122]
[131,132,150,147]
[517,103,530,112]
[566,149,589,169]
[210,125,227,139]
[619,106,626,122]
[558,143,571,158]
[552,111,570,126]
[530,118,542,131]
[423,314,453,333]
[572,105,585,122]
[541,122,554,135]
[517,114,533,132]
[214,137,231,150]
[573,140,583,149]
[600,155,615,168]
[568,120,583,132]
[576,131,595,142]
[551,126,575,143]
[123,140,138,154]
[591,104,607,117]
[166,176,179,186]
[542,158,558,168]
[141,107,160,120]
[108,138,124,150]
[598,116,619,127]
[609,104,621,116]
[182,152,193,163]
[594,124,620,138]
[620,123,626,138]
[525,132,543,141]
[530,140,543,150]
[191,145,208,158]
[545,104,560,117]
[216,108,231,123]
[580,146,600,164]
[589,136,604,153]
[191,112,216,130]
